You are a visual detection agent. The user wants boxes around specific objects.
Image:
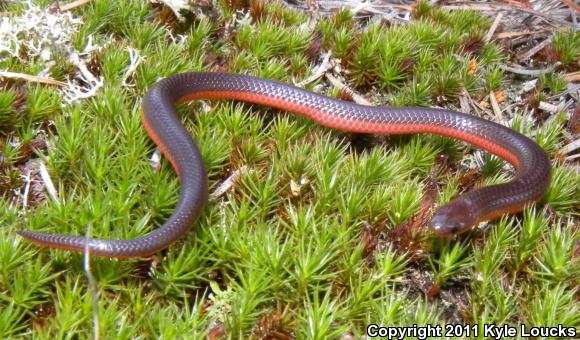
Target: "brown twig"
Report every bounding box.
[38,161,60,205]
[548,85,580,100]
[209,166,250,201]
[538,101,561,113]
[459,92,471,114]
[495,29,552,39]
[558,0,580,13]
[21,169,32,210]
[489,91,503,122]
[325,73,372,106]
[564,72,580,82]
[295,51,333,87]
[306,0,319,27]
[60,0,92,12]
[499,62,560,76]
[558,138,580,157]
[485,12,503,43]
[442,3,574,27]
[0,71,68,87]
[519,37,552,61]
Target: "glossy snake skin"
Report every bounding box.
[18,73,551,257]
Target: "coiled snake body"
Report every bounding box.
[18,73,551,258]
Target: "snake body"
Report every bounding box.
[17,73,551,257]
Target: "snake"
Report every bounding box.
[17,72,551,258]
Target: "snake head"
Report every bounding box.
[431,198,477,236]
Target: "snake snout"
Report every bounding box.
[430,199,476,236]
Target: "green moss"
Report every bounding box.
[540,72,568,95]
[551,30,580,67]
[430,54,463,99]
[1,1,577,337]
[0,90,18,132]
[413,0,433,19]
[484,66,504,92]
[235,19,312,60]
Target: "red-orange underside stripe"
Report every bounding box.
[175,90,521,169]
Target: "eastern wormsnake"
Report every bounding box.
[17,73,551,258]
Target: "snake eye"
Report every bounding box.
[447,220,473,235]
[448,222,464,233]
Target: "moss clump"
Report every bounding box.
[0,1,577,338]
[551,30,580,68]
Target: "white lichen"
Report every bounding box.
[0,1,82,63]
[0,1,109,103]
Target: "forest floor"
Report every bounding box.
[0,0,578,338]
